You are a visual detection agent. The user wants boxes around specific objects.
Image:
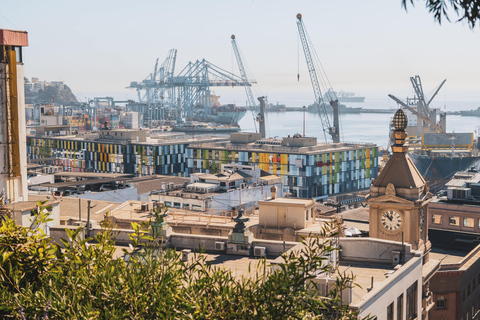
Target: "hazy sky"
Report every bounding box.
[2,0,479,107]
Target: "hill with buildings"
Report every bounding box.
[24,77,77,104]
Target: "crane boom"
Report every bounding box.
[388,94,445,133]
[231,35,257,109]
[296,13,339,143]
[231,34,258,131]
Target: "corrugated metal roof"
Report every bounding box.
[0,29,28,46]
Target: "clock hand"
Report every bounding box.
[387,214,393,221]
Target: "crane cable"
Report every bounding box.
[297,32,300,82]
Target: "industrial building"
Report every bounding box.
[185,132,378,198]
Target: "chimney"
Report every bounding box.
[270,185,277,200]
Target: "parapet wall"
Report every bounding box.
[339,237,415,263]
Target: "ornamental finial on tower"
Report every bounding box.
[392,109,408,153]
[393,109,408,131]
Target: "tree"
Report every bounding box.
[0,202,366,319]
[403,0,480,28]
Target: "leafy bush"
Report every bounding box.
[0,201,363,319]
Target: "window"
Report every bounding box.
[449,216,460,226]
[406,281,418,320]
[432,214,442,224]
[464,218,474,227]
[397,294,403,320]
[306,210,309,221]
[437,296,446,310]
[387,302,394,320]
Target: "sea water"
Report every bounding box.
[238,105,480,149]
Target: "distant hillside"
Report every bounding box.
[24,77,78,104]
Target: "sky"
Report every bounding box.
[2,0,480,108]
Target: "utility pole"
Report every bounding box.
[87,200,91,237]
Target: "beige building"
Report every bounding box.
[5,200,60,234]
[367,109,440,318]
[258,186,315,230]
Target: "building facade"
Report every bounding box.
[27,130,228,177]
[0,29,29,203]
[185,133,378,198]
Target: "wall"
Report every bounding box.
[339,237,414,263]
[340,238,423,320]
[429,201,480,233]
[13,202,60,234]
[27,174,54,185]
[209,183,283,212]
[259,199,315,230]
[0,60,28,203]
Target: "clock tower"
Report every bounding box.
[367,109,432,261]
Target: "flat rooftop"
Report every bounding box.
[29,195,125,223]
[430,247,473,267]
[54,172,133,179]
[187,140,376,155]
[260,197,313,205]
[29,132,229,146]
[338,260,395,305]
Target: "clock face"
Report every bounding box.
[381,210,402,231]
[419,208,425,231]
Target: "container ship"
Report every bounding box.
[189,104,246,125]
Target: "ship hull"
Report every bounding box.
[408,153,480,182]
[210,110,246,124]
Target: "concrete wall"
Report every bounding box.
[27,174,54,185]
[429,201,480,233]
[13,202,60,235]
[339,237,414,263]
[354,252,423,320]
[209,183,283,212]
[170,234,228,252]
[151,182,283,214]
[259,199,315,229]
[340,238,423,320]
[0,61,28,203]
[169,233,297,255]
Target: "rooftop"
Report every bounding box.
[187,140,376,155]
[338,260,395,304]
[259,197,314,206]
[29,131,229,146]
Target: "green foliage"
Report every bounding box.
[403,0,480,28]
[0,202,363,319]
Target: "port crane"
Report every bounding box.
[296,13,340,143]
[231,34,258,132]
[388,76,447,134]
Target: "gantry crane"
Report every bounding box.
[231,34,258,132]
[296,13,340,143]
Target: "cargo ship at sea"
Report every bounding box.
[324,89,365,103]
[389,76,480,187]
[190,103,246,125]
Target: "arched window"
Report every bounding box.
[437,296,446,310]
